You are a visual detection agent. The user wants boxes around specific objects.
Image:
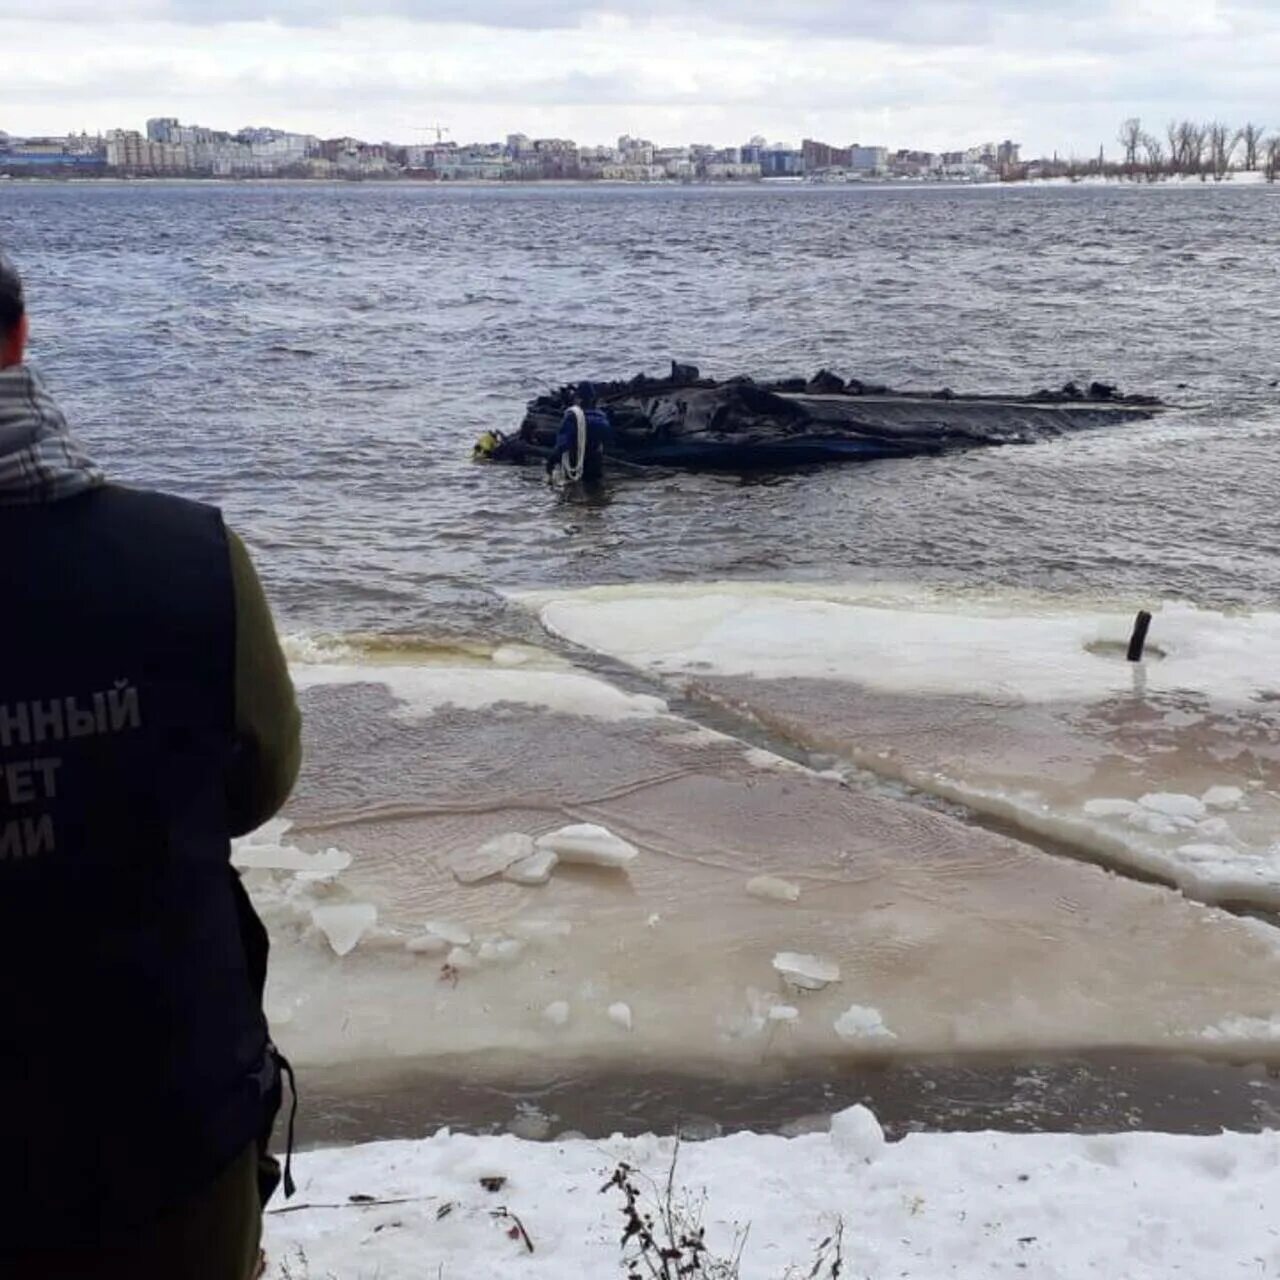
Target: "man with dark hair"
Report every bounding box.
[546,380,613,486]
[0,254,27,367]
[0,252,301,1277]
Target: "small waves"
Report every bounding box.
[4,181,1280,633]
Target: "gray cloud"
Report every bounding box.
[3,0,1279,154]
[0,0,1124,38]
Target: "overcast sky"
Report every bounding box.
[2,1,1277,155]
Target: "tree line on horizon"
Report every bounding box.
[1102,117,1280,181]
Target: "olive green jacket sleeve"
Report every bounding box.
[226,530,302,837]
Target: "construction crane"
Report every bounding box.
[414,123,451,144]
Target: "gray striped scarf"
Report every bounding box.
[0,364,103,505]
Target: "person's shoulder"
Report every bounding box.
[95,482,223,521]
[86,483,228,542]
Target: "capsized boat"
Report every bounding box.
[475,364,1163,472]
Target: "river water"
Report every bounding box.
[4,181,1280,632]
[4,181,1280,1141]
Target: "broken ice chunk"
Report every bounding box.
[450,832,536,884]
[833,1003,897,1042]
[445,946,478,971]
[830,1104,886,1163]
[1127,810,1185,836]
[503,849,559,886]
[490,644,535,668]
[534,823,639,867]
[507,1107,553,1140]
[477,937,526,963]
[608,1002,633,1031]
[768,1005,800,1023]
[233,841,353,876]
[405,933,449,956]
[1083,799,1140,819]
[542,1000,571,1027]
[1195,817,1234,840]
[1202,786,1244,811]
[1139,793,1207,821]
[746,875,801,903]
[772,952,841,991]
[423,919,472,946]
[311,903,377,957]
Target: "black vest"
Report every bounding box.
[0,485,271,1243]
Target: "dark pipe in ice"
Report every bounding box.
[1128,611,1154,663]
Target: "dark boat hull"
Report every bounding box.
[485,370,1163,473]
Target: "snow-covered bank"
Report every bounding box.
[264,1107,1280,1278]
[526,583,1280,909]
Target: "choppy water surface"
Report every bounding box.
[3,182,1279,635]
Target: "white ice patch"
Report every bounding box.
[423,919,473,946]
[608,1002,634,1031]
[834,1003,898,1042]
[450,832,536,884]
[746,875,801,903]
[543,1000,571,1028]
[405,933,449,956]
[743,747,808,774]
[773,952,841,991]
[503,849,559,885]
[1083,799,1140,819]
[311,903,377,957]
[535,823,639,867]
[509,918,572,942]
[768,1005,800,1023]
[1140,793,1207,821]
[476,937,526,964]
[1202,786,1245,811]
[490,644,543,668]
[1199,1014,1280,1043]
[291,663,667,723]
[231,820,353,878]
[829,1104,886,1163]
[531,584,1280,705]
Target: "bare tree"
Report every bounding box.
[1165,120,1183,172]
[1207,121,1235,180]
[1267,137,1280,183]
[1238,122,1265,171]
[1118,117,1143,171]
[1177,121,1207,174]
[1141,133,1166,179]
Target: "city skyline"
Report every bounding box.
[1,3,1277,158]
[2,116,1033,182]
[2,112,1016,160]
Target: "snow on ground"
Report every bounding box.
[525,583,1280,908]
[264,1107,1280,1279]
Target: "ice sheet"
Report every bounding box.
[531,582,1280,704]
[292,661,667,722]
[242,672,1280,1075]
[526,584,1280,908]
